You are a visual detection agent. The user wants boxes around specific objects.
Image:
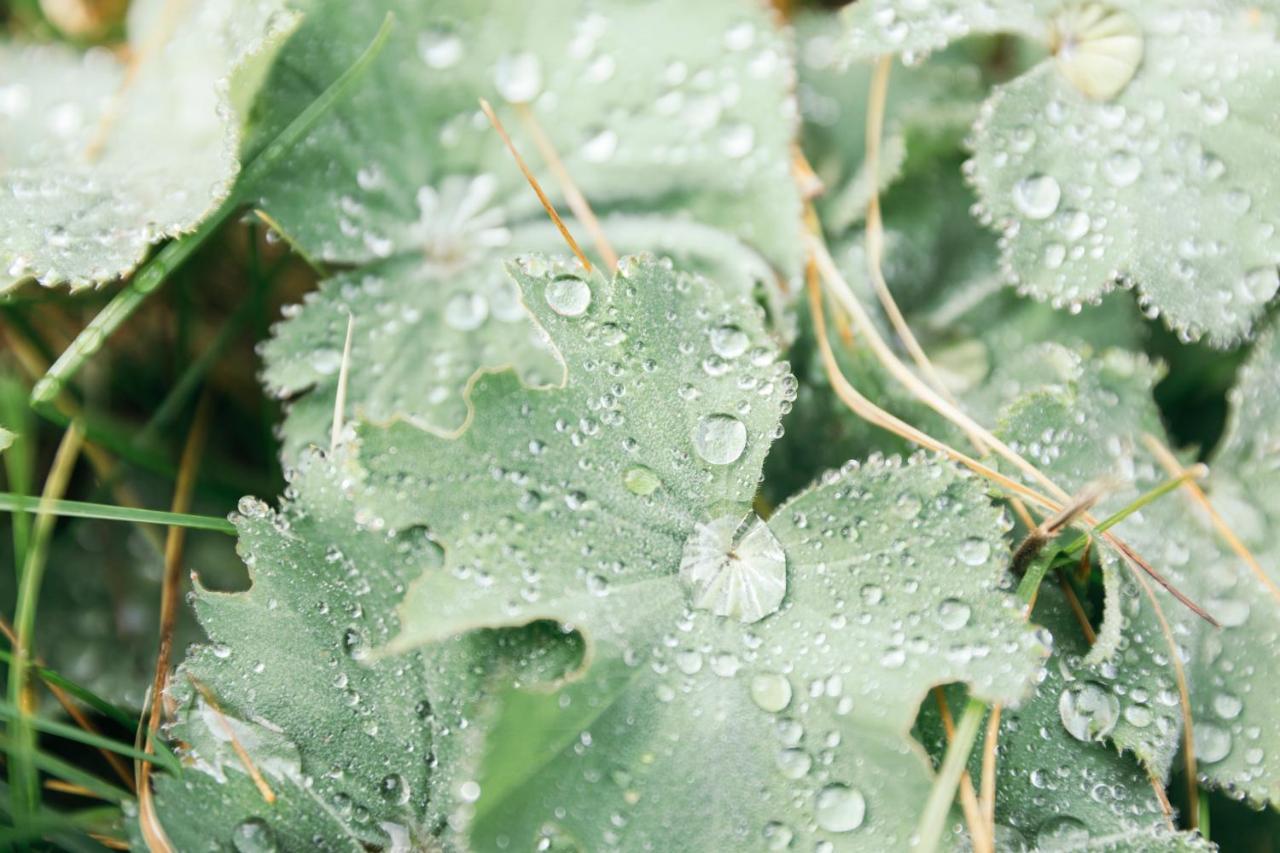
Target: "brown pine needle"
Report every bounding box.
[1128,567,1197,829]
[862,57,986,453]
[187,676,276,804]
[931,688,992,853]
[1143,433,1280,604]
[137,396,211,853]
[479,98,592,272]
[805,260,1062,516]
[1058,570,1097,646]
[513,102,619,271]
[90,835,131,851]
[43,779,105,799]
[330,312,355,456]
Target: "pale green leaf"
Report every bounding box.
[844,1,1280,343]
[923,593,1211,851]
[1189,322,1280,805]
[0,0,299,290]
[256,0,804,450]
[347,255,1048,848]
[151,256,1048,848]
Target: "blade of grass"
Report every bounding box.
[0,702,177,773]
[0,378,35,569]
[0,649,135,732]
[0,806,121,847]
[0,493,234,534]
[0,616,135,790]
[6,420,84,827]
[32,13,396,407]
[0,733,133,805]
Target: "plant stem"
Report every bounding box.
[6,421,85,830]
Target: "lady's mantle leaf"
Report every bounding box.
[348,255,1049,848]
[0,0,298,290]
[844,1,1280,344]
[255,0,803,453]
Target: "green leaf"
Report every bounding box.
[151,256,1047,848]
[254,0,803,451]
[922,592,1211,851]
[798,10,986,236]
[994,346,1212,778]
[345,256,1047,848]
[1190,322,1280,805]
[844,1,1280,344]
[0,0,299,290]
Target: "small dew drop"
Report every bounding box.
[1012,174,1062,220]
[750,672,793,713]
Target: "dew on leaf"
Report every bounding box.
[936,598,971,631]
[1059,680,1120,742]
[231,818,278,853]
[814,783,866,832]
[1034,814,1089,850]
[710,324,749,359]
[418,27,463,69]
[622,465,661,496]
[493,52,543,102]
[692,413,747,465]
[1049,4,1143,100]
[750,672,793,713]
[679,515,785,623]
[544,275,592,317]
[1194,722,1232,764]
[1012,174,1062,220]
[444,291,489,331]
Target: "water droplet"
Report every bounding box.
[623,466,661,496]
[545,275,592,317]
[693,414,747,466]
[957,537,991,566]
[1035,815,1089,850]
[750,672,793,713]
[680,515,786,623]
[444,291,489,331]
[1102,151,1142,187]
[710,324,749,358]
[379,773,410,806]
[762,822,794,850]
[418,27,463,69]
[719,123,755,158]
[1212,693,1243,720]
[232,818,278,853]
[494,52,543,102]
[814,784,866,832]
[310,347,342,376]
[580,128,618,163]
[936,598,971,631]
[1059,681,1119,742]
[776,748,812,779]
[1194,722,1232,764]
[1013,174,1061,220]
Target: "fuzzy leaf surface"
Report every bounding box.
[0,0,298,289]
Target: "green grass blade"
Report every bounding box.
[0,733,134,805]
[0,649,135,730]
[0,806,121,847]
[0,493,236,534]
[0,701,179,773]
[30,13,395,407]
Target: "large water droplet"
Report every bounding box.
[680,515,786,623]
[623,465,661,496]
[232,818,278,853]
[814,784,866,832]
[545,275,592,317]
[750,672,793,713]
[1013,174,1061,220]
[957,537,991,566]
[418,27,463,69]
[1035,815,1089,850]
[1194,722,1232,764]
[1059,681,1119,742]
[936,598,971,631]
[693,413,747,466]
